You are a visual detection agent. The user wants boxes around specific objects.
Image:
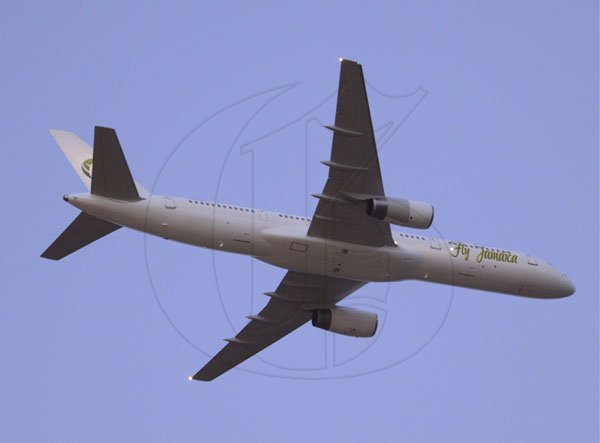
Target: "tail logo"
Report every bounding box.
[81,158,93,178]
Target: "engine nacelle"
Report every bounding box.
[366,197,434,229]
[312,307,378,338]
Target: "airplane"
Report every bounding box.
[42,59,575,381]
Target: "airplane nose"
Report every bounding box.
[549,273,575,298]
[560,275,576,297]
[540,262,575,298]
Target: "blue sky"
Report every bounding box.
[1,1,597,441]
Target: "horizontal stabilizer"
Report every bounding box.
[91,127,141,201]
[41,212,121,260]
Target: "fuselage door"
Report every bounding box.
[430,237,442,250]
[259,210,268,221]
[527,254,538,266]
[165,196,176,209]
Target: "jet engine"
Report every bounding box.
[312,307,378,338]
[366,197,434,229]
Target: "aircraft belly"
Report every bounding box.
[72,195,569,298]
[255,225,417,281]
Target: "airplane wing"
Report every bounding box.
[307,59,395,247]
[192,271,366,381]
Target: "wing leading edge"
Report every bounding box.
[192,272,366,381]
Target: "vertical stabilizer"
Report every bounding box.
[48,128,149,197]
[49,130,94,190]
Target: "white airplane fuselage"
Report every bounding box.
[65,192,575,299]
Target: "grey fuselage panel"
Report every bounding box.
[64,193,574,299]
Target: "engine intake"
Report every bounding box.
[312,307,378,338]
[366,197,434,229]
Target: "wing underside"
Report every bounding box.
[307,59,395,248]
[192,271,366,381]
[193,60,387,381]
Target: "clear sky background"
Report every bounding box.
[1,1,598,442]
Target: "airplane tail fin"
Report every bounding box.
[48,127,149,198]
[42,126,148,260]
[41,212,121,260]
[49,129,94,191]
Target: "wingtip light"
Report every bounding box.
[187,376,193,382]
[338,57,344,62]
